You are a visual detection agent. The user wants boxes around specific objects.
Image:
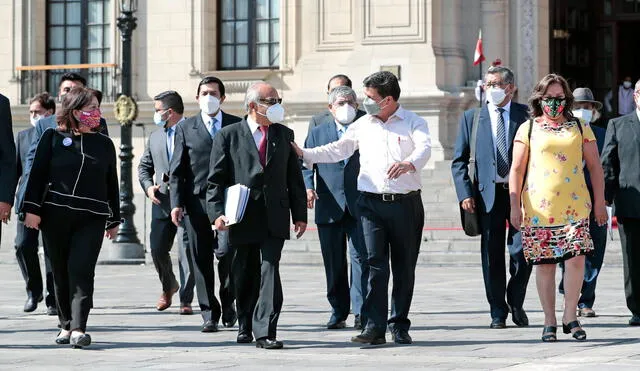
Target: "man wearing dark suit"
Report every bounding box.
[170,76,241,331]
[207,82,307,349]
[0,93,16,243]
[138,91,195,314]
[601,79,640,326]
[307,74,366,133]
[15,92,57,314]
[451,66,532,329]
[303,85,368,330]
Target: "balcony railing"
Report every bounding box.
[16,63,119,104]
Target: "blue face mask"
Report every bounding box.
[153,110,168,127]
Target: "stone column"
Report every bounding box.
[481,0,508,67]
[432,0,466,92]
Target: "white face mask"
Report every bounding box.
[258,103,285,123]
[623,81,633,89]
[153,110,168,127]
[199,95,220,115]
[572,108,593,123]
[30,115,41,127]
[487,87,507,106]
[334,104,356,124]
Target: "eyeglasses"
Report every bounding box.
[259,98,283,105]
[485,81,508,88]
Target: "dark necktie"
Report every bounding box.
[496,107,509,178]
[258,126,268,167]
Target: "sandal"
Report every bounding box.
[541,325,557,342]
[562,320,587,341]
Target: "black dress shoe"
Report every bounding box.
[47,306,58,316]
[237,332,253,343]
[222,308,237,328]
[354,315,363,330]
[510,307,529,327]
[55,331,70,345]
[201,320,219,333]
[70,333,91,348]
[256,338,283,349]
[490,318,507,329]
[23,295,43,313]
[327,320,347,329]
[391,329,412,344]
[351,328,386,345]
[629,314,640,326]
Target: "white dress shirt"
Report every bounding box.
[246,116,265,148]
[201,110,223,135]
[487,100,511,183]
[302,106,431,194]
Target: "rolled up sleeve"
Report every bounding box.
[406,116,431,170]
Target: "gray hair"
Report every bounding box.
[634,79,640,93]
[244,82,268,112]
[486,66,515,85]
[327,85,357,105]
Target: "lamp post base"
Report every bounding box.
[98,240,146,265]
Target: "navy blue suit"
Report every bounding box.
[451,102,532,322]
[303,118,368,325]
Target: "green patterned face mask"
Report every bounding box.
[541,97,566,118]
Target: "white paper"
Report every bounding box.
[223,184,250,226]
[606,206,613,240]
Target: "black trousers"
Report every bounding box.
[40,206,106,331]
[358,192,423,333]
[618,217,640,316]
[215,230,235,319]
[183,212,221,323]
[176,226,195,305]
[479,185,532,320]
[15,220,55,306]
[232,237,284,340]
[317,210,368,322]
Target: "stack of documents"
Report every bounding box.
[224,184,250,226]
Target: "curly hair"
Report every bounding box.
[528,73,575,120]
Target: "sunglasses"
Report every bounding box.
[259,98,283,105]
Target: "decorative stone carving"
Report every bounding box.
[316,0,355,51]
[362,0,426,45]
[518,0,536,101]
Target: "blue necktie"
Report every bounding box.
[209,118,218,138]
[166,127,174,161]
[496,108,509,178]
[338,126,346,165]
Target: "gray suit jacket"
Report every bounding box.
[138,125,174,218]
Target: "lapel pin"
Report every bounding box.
[62,137,72,147]
[272,142,275,146]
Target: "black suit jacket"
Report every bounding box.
[138,124,176,218]
[206,119,307,245]
[601,112,640,217]
[307,109,366,133]
[0,94,16,205]
[170,111,241,215]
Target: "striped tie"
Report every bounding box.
[496,108,509,178]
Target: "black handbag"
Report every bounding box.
[459,108,482,237]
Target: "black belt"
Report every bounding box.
[361,190,421,202]
[496,182,509,190]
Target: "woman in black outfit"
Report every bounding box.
[21,87,120,348]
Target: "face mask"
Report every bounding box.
[623,81,633,89]
[199,95,220,115]
[541,98,566,118]
[58,94,66,103]
[257,103,285,123]
[334,104,356,124]
[362,96,385,116]
[487,87,507,106]
[77,109,102,129]
[30,115,41,127]
[572,108,593,123]
[153,110,168,127]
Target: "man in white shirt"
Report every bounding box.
[293,71,431,345]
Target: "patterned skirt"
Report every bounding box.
[521,218,594,265]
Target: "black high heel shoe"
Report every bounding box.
[541,325,557,342]
[562,320,586,341]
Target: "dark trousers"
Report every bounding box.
[183,212,221,323]
[40,207,106,331]
[559,217,607,308]
[15,221,55,306]
[232,237,284,340]
[479,185,532,320]
[317,210,368,322]
[215,230,235,319]
[149,218,195,303]
[618,217,640,315]
[358,192,423,333]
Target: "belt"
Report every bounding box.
[361,190,421,202]
[496,182,509,190]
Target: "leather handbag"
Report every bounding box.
[459,108,482,237]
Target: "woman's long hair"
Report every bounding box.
[56,87,94,132]
[528,73,576,121]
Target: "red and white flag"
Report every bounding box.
[473,29,485,66]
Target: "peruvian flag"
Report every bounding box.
[473,29,485,66]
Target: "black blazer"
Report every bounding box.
[170,111,241,215]
[0,94,16,205]
[206,119,307,245]
[601,112,640,217]
[307,109,366,133]
[138,125,175,218]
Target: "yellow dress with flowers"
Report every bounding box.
[514,119,595,264]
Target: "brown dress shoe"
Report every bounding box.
[156,284,179,311]
[179,304,193,315]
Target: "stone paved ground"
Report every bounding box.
[1,225,640,370]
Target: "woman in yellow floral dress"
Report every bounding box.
[509,74,607,343]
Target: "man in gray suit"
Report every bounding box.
[602,78,640,326]
[0,92,16,242]
[138,91,195,314]
[307,74,366,133]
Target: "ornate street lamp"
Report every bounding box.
[109,0,143,262]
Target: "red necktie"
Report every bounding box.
[258,125,268,166]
